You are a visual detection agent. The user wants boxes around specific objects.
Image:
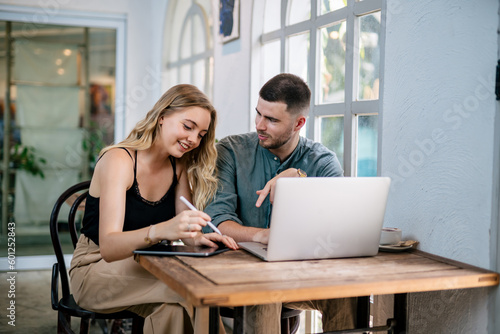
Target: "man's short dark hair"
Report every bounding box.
[259,73,311,116]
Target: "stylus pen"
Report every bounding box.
[179,196,223,235]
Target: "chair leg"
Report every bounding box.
[131,316,144,334]
[79,317,91,334]
[290,315,300,334]
[281,315,300,334]
[281,317,290,334]
[58,311,75,334]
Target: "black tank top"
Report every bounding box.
[81,148,178,245]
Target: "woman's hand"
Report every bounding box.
[155,210,211,242]
[191,233,239,250]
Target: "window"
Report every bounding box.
[163,0,214,98]
[256,0,383,176]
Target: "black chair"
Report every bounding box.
[50,180,144,334]
[280,307,301,334]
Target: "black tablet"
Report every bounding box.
[133,243,229,257]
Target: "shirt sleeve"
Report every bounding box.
[317,153,344,177]
[203,141,244,232]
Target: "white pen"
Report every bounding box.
[179,196,222,236]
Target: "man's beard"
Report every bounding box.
[257,129,293,150]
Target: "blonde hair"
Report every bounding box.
[101,84,218,210]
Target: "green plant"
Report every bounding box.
[82,122,107,172]
[8,144,47,179]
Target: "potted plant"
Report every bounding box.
[6,144,47,179]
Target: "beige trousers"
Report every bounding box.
[69,235,225,334]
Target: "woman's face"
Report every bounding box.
[158,106,211,158]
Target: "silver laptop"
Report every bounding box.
[239,177,391,262]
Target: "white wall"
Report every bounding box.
[380,0,499,332]
[494,12,500,331]
[492,12,500,330]
[382,0,496,266]
[212,0,253,138]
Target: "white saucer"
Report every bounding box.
[379,244,414,252]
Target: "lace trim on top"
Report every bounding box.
[131,152,176,207]
[133,181,171,206]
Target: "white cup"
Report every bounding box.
[379,227,402,245]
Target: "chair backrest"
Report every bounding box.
[49,180,91,299]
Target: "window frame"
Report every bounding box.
[256,0,385,176]
[163,1,214,98]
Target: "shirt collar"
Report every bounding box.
[258,136,305,164]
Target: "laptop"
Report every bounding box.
[239,177,391,262]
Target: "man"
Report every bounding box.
[205,73,356,333]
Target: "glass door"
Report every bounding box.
[0,22,116,256]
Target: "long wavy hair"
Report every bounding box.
[100,84,218,210]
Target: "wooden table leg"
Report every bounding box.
[393,293,407,334]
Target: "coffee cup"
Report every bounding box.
[379,227,402,245]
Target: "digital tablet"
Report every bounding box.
[133,243,229,257]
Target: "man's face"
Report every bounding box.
[255,98,295,150]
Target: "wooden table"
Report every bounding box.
[135,249,499,334]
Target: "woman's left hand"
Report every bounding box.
[192,233,239,250]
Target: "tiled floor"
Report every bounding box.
[0,269,108,334]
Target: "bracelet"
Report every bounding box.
[144,225,156,245]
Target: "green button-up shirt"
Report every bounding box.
[204,132,343,230]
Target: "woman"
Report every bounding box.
[70,84,237,333]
